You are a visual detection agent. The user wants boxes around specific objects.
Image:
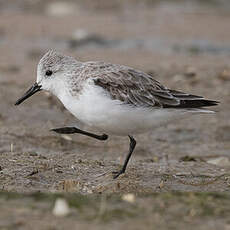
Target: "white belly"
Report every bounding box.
[59,80,184,136]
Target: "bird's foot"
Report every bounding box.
[112,169,125,179]
[99,134,109,140]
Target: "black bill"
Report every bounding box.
[15,82,42,105]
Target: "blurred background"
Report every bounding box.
[0,0,230,229]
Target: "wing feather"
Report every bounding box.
[93,66,179,107]
[87,62,219,109]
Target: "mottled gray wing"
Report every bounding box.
[93,65,218,108]
[93,67,180,108]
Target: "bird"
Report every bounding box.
[15,50,219,179]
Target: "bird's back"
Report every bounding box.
[77,61,219,110]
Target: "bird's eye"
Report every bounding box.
[45,70,53,76]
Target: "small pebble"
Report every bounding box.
[53,198,70,217]
[158,180,164,189]
[122,193,135,203]
[10,143,14,152]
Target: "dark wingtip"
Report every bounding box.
[164,99,220,109]
[204,100,220,107]
[182,99,220,108]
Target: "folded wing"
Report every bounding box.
[92,64,219,109]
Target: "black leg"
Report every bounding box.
[51,127,108,141]
[113,135,136,179]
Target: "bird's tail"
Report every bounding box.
[164,89,219,111]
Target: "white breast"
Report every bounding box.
[58,79,184,136]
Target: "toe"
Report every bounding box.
[112,170,124,179]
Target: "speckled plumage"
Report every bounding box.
[38,50,218,109]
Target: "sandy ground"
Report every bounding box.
[0,0,230,229]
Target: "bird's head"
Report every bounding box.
[15,50,80,105]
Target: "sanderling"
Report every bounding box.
[15,50,219,178]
